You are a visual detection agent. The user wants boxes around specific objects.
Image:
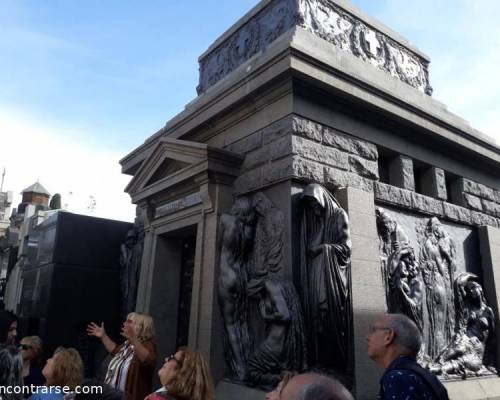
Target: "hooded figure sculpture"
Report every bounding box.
[299,183,352,370]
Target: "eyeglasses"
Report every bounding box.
[19,344,33,350]
[166,354,181,366]
[368,325,391,334]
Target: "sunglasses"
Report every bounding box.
[19,344,33,350]
[166,354,181,366]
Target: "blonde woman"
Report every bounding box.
[20,336,45,391]
[29,347,84,400]
[87,312,156,400]
[145,347,214,400]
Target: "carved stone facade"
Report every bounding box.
[198,0,432,95]
[376,209,497,379]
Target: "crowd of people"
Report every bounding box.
[0,309,449,400]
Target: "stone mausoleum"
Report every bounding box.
[120,1,500,398]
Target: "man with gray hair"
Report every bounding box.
[279,373,354,400]
[367,313,448,400]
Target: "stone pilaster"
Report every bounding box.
[335,187,385,400]
[389,155,415,191]
[421,167,447,200]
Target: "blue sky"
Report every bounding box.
[1,0,499,221]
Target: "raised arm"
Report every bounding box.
[122,324,155,365]
[87,322,117,354]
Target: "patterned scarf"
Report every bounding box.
[105,342,135,390]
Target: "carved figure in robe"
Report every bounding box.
[431,273,496,378]
[217,197,255,381]
[376,208,410,306]
[246,275,307,388]
[250,192,284,278]
[120,229,136,317]
[120,207,146,317]
[420,217,456,359]
[387,246,424,333]
[299,183,352,370]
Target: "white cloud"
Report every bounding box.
[0,108,135,222]
[370,0,500,144]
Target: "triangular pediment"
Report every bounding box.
[125,138,244,201]
[144,158,190,187]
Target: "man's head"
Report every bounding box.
[280,373,354,400]
[367,313,421,368]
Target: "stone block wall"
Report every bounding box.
[451,178,500,218]
[226,114,377,194]
[225,114,500,231]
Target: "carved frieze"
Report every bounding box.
[297,0,432,95]
[198,0,297,94]
[198,0,432,95]
[376,207,497,379]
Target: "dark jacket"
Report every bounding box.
[379,355,449,400]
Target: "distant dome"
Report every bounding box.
[21,182,51,197]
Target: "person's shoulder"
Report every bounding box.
[382,367,444,399]
[29,390,65,400]
[384,367,420,379]
[382,367,429,390]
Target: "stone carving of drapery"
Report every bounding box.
[299,183,352,371]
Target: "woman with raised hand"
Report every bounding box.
[87,312,156,400]
[145,347,214,400]
[29,347,83,400]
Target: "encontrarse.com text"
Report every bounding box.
[0,385,103,397]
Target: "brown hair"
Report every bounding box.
[167,347,214,400]
[49,347,84,389]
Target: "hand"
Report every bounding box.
[87,322,105,338]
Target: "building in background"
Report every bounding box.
[18,211,131,376]
[1,182,52,308]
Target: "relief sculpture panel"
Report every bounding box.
[376,207,497,379]
[217,184,353,388]
[218,192,306,388]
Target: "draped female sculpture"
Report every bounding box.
[420,217,456,359]
[431,273,496,378]
[298,183,352,370]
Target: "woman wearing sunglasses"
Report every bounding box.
[145,347,214,400]
[20,336,45,391]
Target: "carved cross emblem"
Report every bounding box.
[362,29,381,58]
